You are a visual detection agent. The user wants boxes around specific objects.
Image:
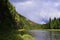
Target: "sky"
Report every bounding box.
[10,0,60,24]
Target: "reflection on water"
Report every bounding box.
[29,30,60,40]
[50,31,60,40]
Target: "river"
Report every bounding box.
[29,30,60,40]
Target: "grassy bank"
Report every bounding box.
[18,29,35,40]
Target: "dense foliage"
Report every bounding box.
[0,0,16,30]
[0,0,24,40]
[44,18,60,29]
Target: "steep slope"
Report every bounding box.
[19,14,42,30]
[0,0,16,30]
[0,0,23,40]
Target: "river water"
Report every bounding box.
[29,30,60,40]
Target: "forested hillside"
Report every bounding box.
[43,18,60,29]
[0,0,35,40]
[0,0,24,40]
[20,15,42,30]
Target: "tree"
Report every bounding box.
[0,0,23,40]
[54,17,56,20]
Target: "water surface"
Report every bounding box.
[29,30,60,40]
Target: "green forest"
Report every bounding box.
[0,0,34,40]
[41,18,60,29]
[0,0,60,40]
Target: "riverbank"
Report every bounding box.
[18,29,35,40]
[29,30,60,40]
[25,29,60,31]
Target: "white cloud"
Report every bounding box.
[54,3,60,7]
[40,9,60,20]
[10,0,60,24]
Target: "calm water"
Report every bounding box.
[29,30,60,40]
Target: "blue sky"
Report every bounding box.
[10,0,60,24]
